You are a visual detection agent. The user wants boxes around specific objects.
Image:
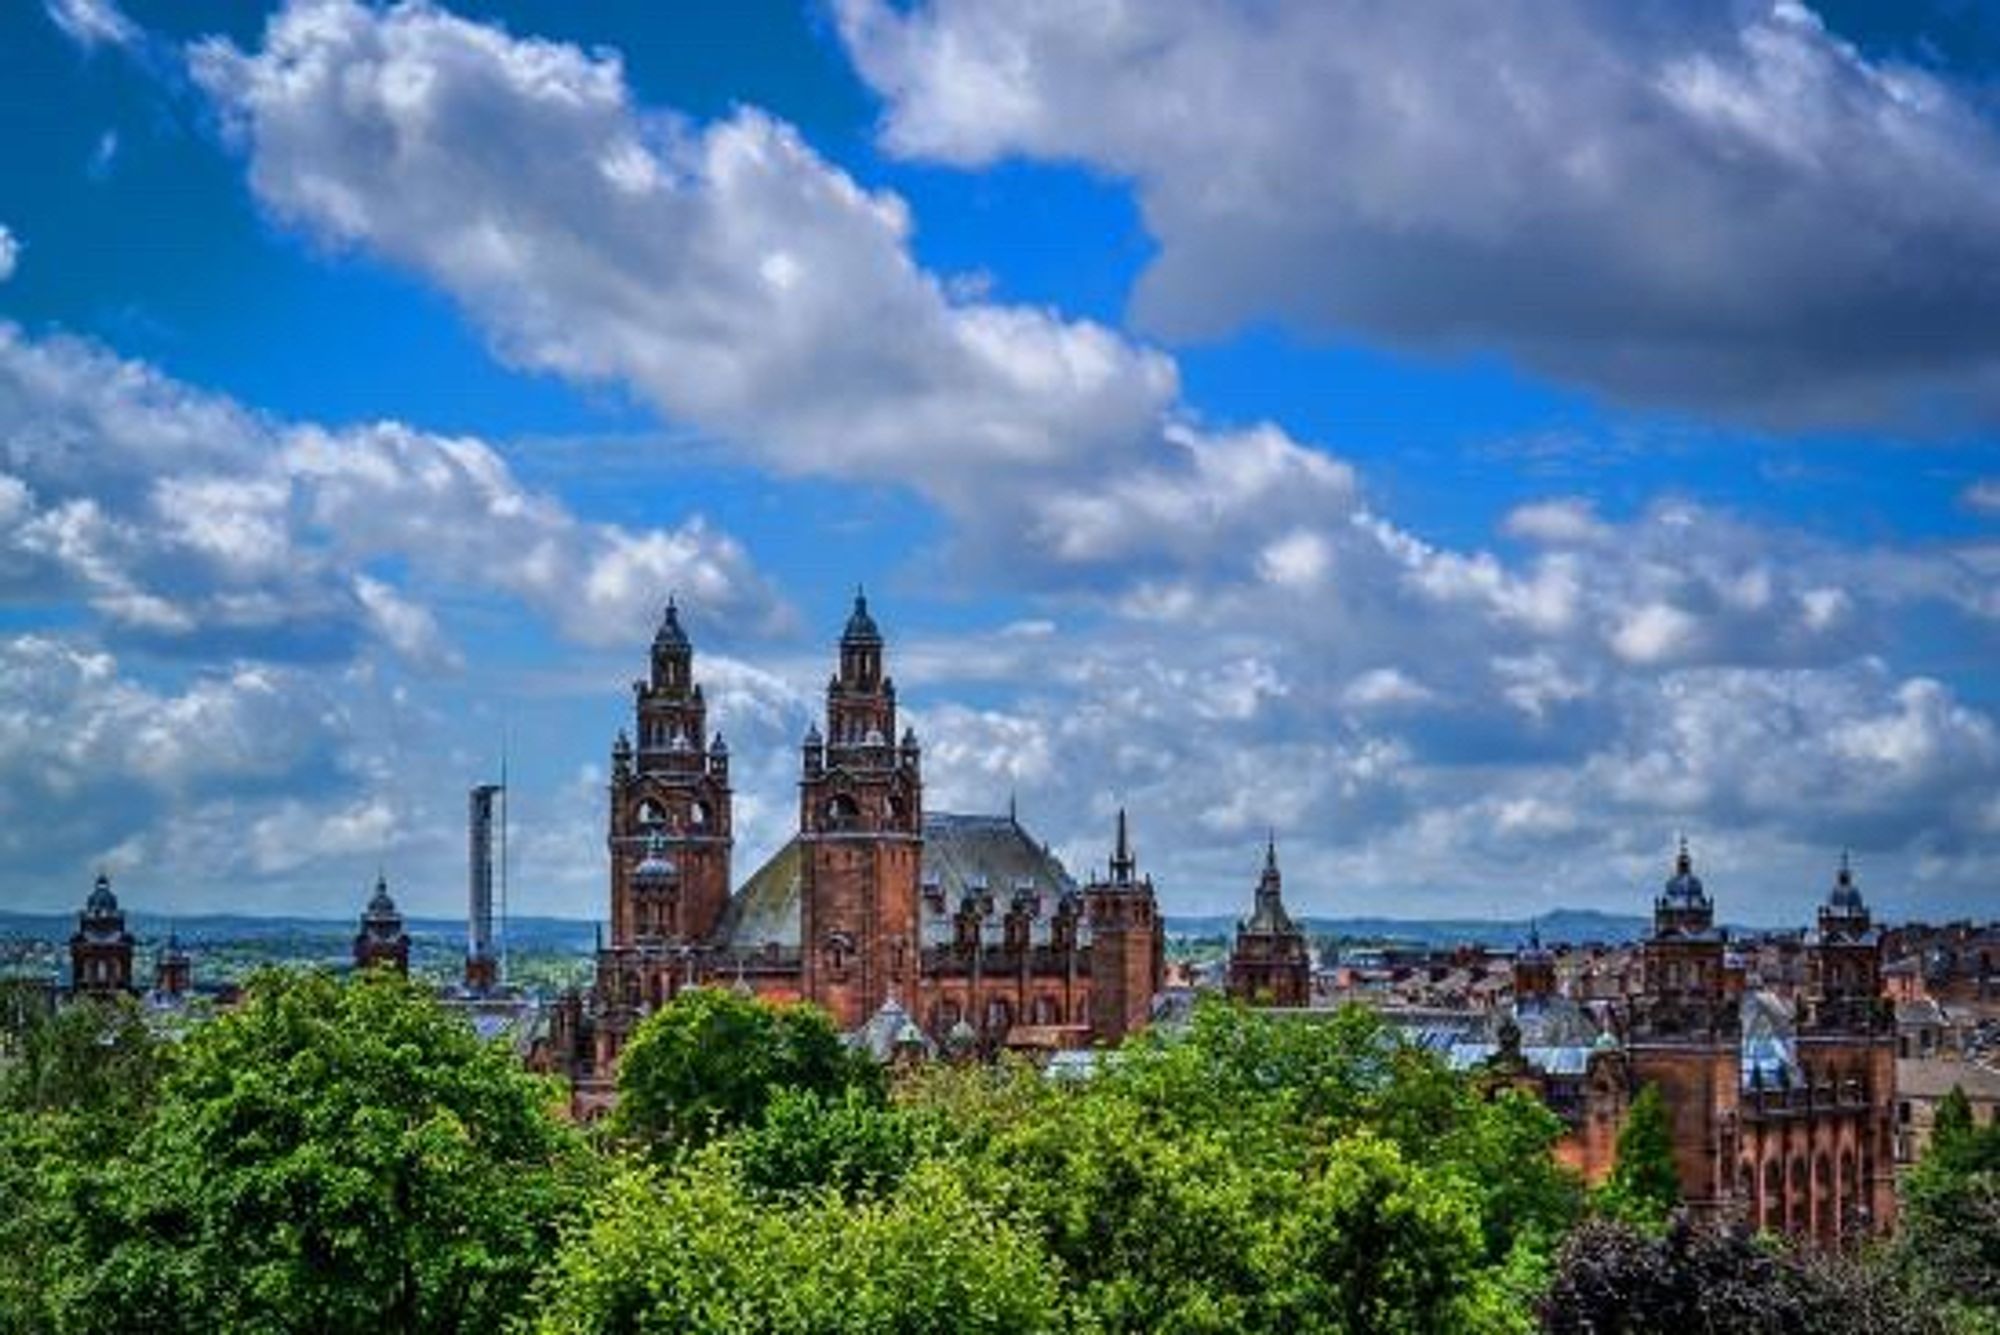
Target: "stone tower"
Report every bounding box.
[1513,923,1558,1003]
[1226,834,1312,1007]
[353,873,411,974]
[1625,839,1742,1218]
[1085,809,1164,1045]
[1794,853,1897,1238]
[152,929,192,999]
[798,591,923,1030]
[68,872,135,997]
[608,598,734,949]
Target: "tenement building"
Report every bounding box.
[550,594,1165,1114]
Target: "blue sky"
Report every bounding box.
[1,0,1996,926]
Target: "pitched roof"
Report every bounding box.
[712,811,1080,952]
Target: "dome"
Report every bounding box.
[633,833,677,883]
[366,875,398,917]
[85,872,119,916]
[654,596,690,649]
[841,590,882,645]
[1661,838,1707,907]
[1828,852,1865,911]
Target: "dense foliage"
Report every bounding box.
[1896,1084,2000,1328]
[1543,1215,1943,1334]
[612,985,882,1155]
[1,971,594,1334]
[4,981,1995,1332]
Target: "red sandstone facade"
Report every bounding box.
[1523,844,1896,1242]
[68,872,134,997]
[1225,836,1312,1007]
[552,594,1165,1112]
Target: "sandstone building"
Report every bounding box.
[550,594,1165,1113]
[1225,836,1312,1007]
[1456,843,1898,1243]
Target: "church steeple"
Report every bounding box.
[1245,832,1295,934]
[1228,832,1311,1007]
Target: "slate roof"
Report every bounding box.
[713,811,1080,952]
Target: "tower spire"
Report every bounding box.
[1110,807,1135,884]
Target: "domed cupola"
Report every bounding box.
[1662,836,1707,908]
[654,596,691,650]
[85,871,119,918]
[1652,836,1716,938]
[841,588,882,645]
[1817,850,1872,940]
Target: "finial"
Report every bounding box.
[1675,832,1691,874]
[1838,847,1852,882]
[1264,828,1278,874]
[1008,789,1018,824]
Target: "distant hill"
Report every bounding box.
[1,907,1652,956]
[0,910,598,951]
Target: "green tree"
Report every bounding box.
[1898,1091,2000,1325]
[735,1086,925,1201]
[1598,1084,1680,1228]
[1932,1085,1976,1154]
[0,994,168,1332]
[1544,1216,1942,1335]
[1256,1132,1495,1334]
[529,1152,1063,1334]
[613,987,880,1154]
[894,1003,1568,1333]
[0,993,164,1138]
[52,969,593,1334]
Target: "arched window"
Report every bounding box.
[635,798,666,826]
[1031,995,1061,1025]
[824,793,860,831]
[689,799,711,830]
[983,997,1012,1037]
